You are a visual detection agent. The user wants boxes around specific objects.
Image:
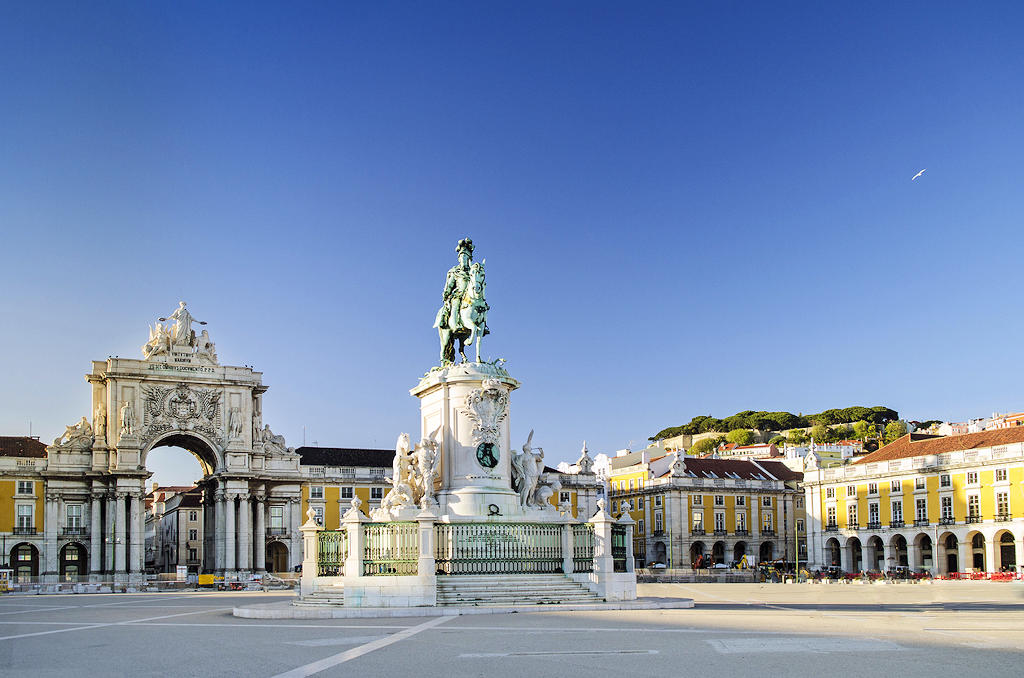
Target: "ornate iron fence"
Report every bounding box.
[317,530,347,576]
[611,524,628,572]
[435,522,563,575]
[363,522,419,576]
[572,523,595,573]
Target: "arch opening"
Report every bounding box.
[11,543,40,582]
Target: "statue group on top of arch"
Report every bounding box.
[434,238,489,365]
[143,301,218,364]
[372,428,442,520]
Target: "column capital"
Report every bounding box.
[254,493,267,503]
[237,492,251,502]
[114,491,129,500]
[45,491,62,503]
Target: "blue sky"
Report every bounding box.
[2,3,1023,485]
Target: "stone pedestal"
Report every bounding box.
[411,362,523,520]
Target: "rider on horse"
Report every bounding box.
[434,238,487,364]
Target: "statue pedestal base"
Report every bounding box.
[411,362,524,521]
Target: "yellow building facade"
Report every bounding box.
[607,451,804,568]
[802,429,1024,574]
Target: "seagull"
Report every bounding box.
[912,168,926,181]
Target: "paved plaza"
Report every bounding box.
[1,582,1022,677]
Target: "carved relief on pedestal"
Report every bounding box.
[461,378,510,470]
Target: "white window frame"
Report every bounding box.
[340,486,354,499]
[66,504,82,529]
[16,480,33,495]
[309,486,324,500]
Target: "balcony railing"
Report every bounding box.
[62,527,87,536]
[713,528,727,536]
[735,529,749,537]
[995,513,1011,522]
[914,518,930,527]
[691,527,705,536]
[965,515,981,524]
[866,521,881,530]
[889,520,904,528]
[760,529,776,537]
[267,527,288,536]
[939,517,955,525]
[13,526,37,535]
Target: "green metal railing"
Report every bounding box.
[363,522,419,576]
[317,530,347,576]
[435,523,563,575]
[611,524,628,573]
[572,523,595,573]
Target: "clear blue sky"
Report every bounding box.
[2,3,1023,485]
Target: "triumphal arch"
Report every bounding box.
[42,302,304,583]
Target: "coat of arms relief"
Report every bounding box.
[139,383,223,446]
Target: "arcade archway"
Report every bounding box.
[11,543,39,581]
[267,542,289,574]
[59,542,88,581]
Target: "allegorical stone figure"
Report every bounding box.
[160,301,206,347]
[120,400,135,436]
[434,238,489,364]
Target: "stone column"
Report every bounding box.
[863,541,875,573]
[342,505,367,578]
[840,542,851,573]
[105,491,117,576]
[958,540,971,573]
[417,509,438,579]
[882,540,894,573]
[43,492,60,580]
[619,512,636,573]
[983,536,996,573]
[288,497,302,570]
[114,492,127,577]
[90,490,103,576]
[215,489,226,574]
[561,519,575,575]
[253,494,266,573]
[237,492,251,574]
[1015,534,1024,576]
[129,492,143,578]
[299,507,321,598]
[225,493,237,574]
[906,541,918,572]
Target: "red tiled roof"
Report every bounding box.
[755,459,804,481]
[854,428,1024,464]
[659,457,789,481]
[0,436,47,458]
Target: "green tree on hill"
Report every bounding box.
[726,429,755,446]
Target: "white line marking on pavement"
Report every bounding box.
[134,622,413,629]
[0,606,80,616]
[285,636,386,647]
[270,615,453,678]
[0,607,232,641]
[459,650,659,658]
[707,637,902,654]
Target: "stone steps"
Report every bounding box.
[297,587,345,606]
[436,574,603,606]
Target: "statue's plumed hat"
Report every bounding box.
[456,238,474,256]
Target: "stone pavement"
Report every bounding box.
[0,583,1022,677]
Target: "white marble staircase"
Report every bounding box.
[436,574,603,607]
[296,585,345,606]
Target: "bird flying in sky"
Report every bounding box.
[912,168,926,181]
